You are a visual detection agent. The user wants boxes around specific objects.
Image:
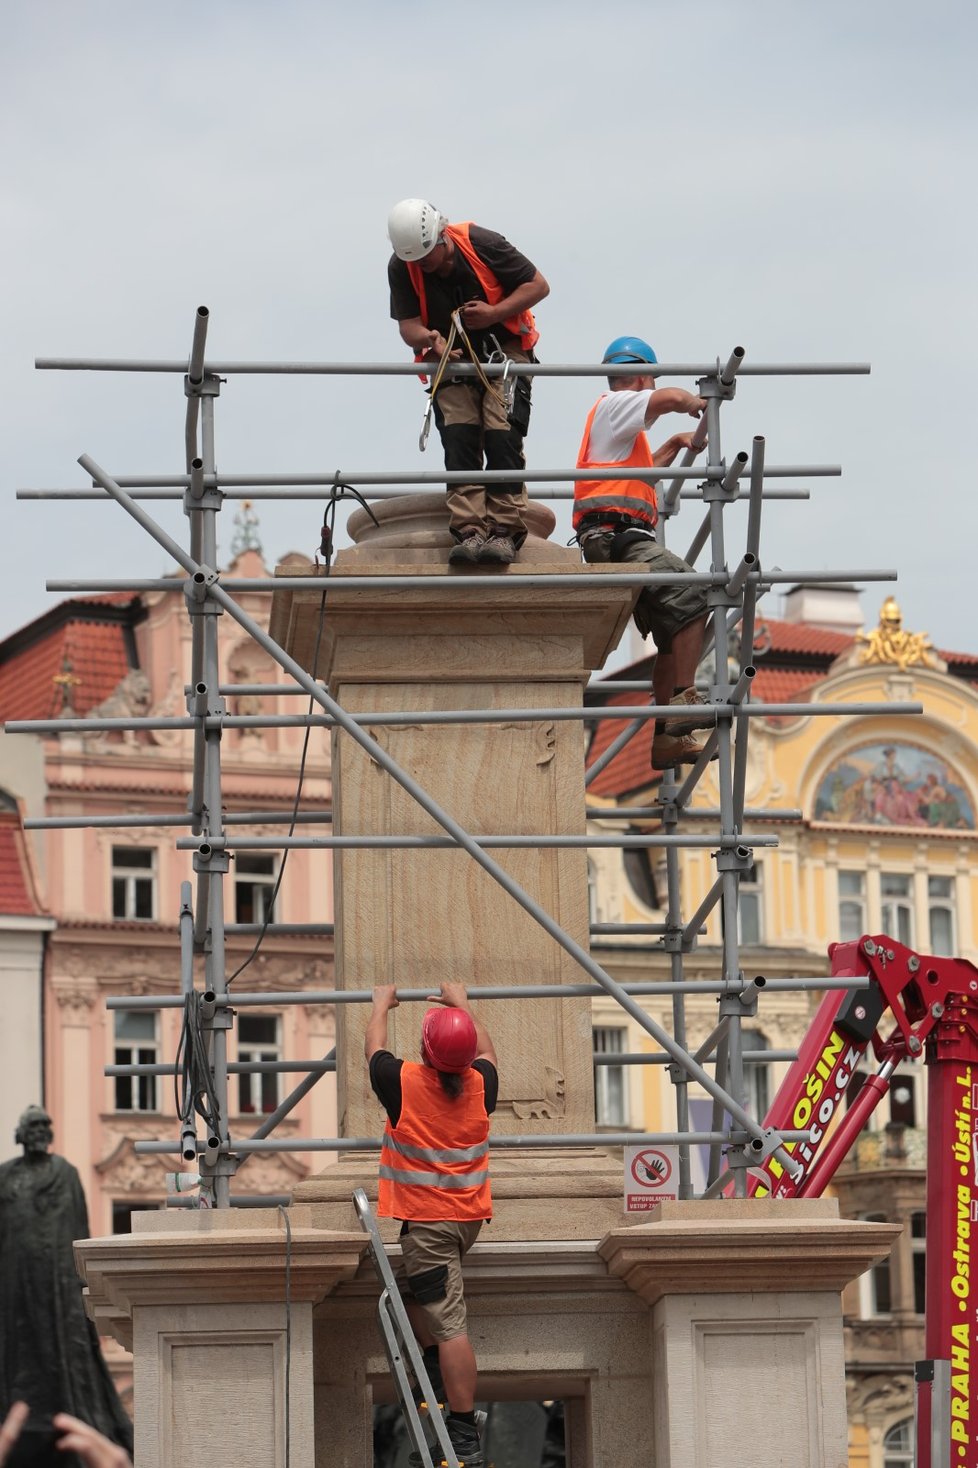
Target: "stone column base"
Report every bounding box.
[75,1209,366,1468]
[291,1146,651,1243]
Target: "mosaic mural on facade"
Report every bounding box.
[813,742,975,830]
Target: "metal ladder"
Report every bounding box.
[353,1187,461,1468]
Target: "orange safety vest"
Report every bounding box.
[406,222,540,353]
[572,397,658,533]
[378,1061,492,1223]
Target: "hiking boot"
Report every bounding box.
[408,1413,486,1468]
[443,1415,484,1467]
[667,687,715,735]
[478,533,516,564]
[449,533,486,566]
[651,730,717,768]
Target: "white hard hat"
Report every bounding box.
[387,199,449,261]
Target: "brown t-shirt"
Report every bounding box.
[388,224,538,355]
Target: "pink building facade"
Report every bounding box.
[0,548,336,1240]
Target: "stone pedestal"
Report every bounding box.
[75,1209,366,1468]
[275,495,638,1231]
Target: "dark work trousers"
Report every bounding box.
[432,346,532,544]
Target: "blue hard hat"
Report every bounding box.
[602,336,658,366]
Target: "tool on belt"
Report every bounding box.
[418,309,511,452]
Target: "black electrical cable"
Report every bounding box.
[225,481,377,987]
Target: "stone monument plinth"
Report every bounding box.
[276,495,641,1239]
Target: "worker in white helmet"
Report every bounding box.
[387,200,550,566]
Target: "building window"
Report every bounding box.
[594,1026,628,1127]
[234,854,277,924]
[880,872,914,947]
[883,1417,913,1467]
[622,847,660,910]
[911,1210,926,1314]
[112,1201,163,1234]
[861,1212,892,1314]
[745,1032,771,1121]
[737,863,762,946]
[587,860,598,928]
[238,1014,281,1115]
[111,846,156,921]
[928,876,955,956]
[114,1010,158,1112]
[838,870,865,941]
[890,1071,917,1127]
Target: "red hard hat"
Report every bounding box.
[422,1007,478,1073]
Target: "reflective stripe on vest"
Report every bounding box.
[377,1061,492,1222]
[406,222,539,352]
[572,398,658,532]
[378,1164,491,1190]
[384,1134,489,1166]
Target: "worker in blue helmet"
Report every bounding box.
[574,337,715,769]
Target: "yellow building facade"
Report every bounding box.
[586,595,978,1467]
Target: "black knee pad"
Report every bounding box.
[407,1265,449,1304]
[483,428,525,478]
[437,422,483,472]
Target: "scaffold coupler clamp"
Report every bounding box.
[184,564,223,618]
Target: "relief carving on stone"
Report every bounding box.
[95,1135,171,1194]
[506,1065,566,1121]
[50,978,98,1024]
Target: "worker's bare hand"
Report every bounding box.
[52,1415,132,1467]
[458,299,497,330]
[672,432,704,454]
[0,1402,29,1466]
[426,981,469,1010]
[372,983,400,1012]
[419,331,461,362]
[679,392,706,418]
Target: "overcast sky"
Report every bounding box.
[3,0,975,663]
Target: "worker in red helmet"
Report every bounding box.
[366,980,497,1468]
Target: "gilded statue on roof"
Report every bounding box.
[855,597,941,671]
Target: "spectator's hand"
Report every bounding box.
[458,299,497,330]
[372,983,400,1012]
[0,1402,29,1466]
[52,1415,132,1468]
[427,981,469,1011]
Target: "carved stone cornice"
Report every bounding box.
[50,976,98,1024]
[599,1199,901,1303]
[75,1212,368,1330]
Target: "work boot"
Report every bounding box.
[651,730,717,768]
[478,533,516,564]
[443,1414,484,1467]
[667,687,715,735]
[449,533,486,566]
[408,1413,486,1468]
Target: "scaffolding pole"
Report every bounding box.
[13,314,896,1211]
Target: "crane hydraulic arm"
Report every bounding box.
[738,935,978,1468]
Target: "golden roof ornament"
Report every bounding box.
[855,597,942,671]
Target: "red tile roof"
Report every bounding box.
[585,615,978,798]
[0,599,141,722]
[586,689,658,799]
[0,805,48,916]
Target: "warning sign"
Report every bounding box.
[624,1145,680,1212]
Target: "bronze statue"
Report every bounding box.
[0,1107,133,1456]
